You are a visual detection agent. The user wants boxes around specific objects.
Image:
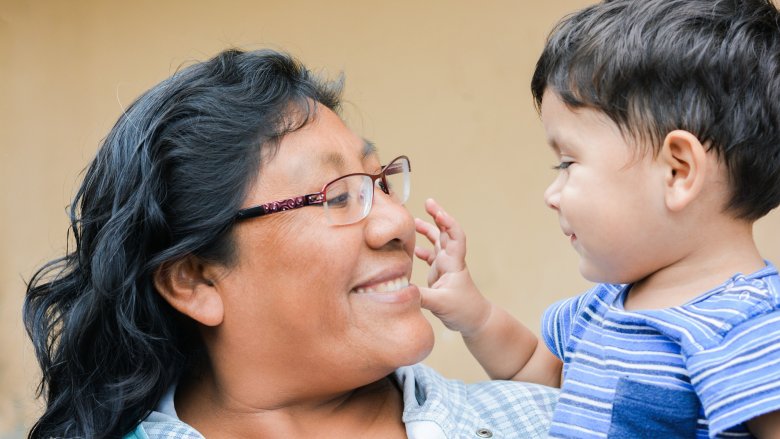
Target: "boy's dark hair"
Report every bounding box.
[532,0,780,220]
[23,49,341,439]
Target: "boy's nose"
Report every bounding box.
[544,179,561,211]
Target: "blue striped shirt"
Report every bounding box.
[542,262,780,438]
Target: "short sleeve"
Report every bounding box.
[541,294,587,361]
[688,309,780,436]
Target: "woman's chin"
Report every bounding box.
[389,318,435,368]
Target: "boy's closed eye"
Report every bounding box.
[552,160,574,170]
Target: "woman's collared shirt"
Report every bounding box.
[126,363,558,439]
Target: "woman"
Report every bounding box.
[24,49,557,438]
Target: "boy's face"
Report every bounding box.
[541,90,671,284]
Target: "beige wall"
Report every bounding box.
[2,1,779,436]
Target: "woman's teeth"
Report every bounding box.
[354,277,409,294]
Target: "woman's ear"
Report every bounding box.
[659,130,709,212]
[153,256,224,326]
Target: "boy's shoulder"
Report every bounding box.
[643,262,779,352]
[685,262,779,315]
[565,263,779,345]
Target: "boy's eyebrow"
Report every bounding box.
[547,138,562,154]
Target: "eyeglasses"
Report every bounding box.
[235,155,411,226]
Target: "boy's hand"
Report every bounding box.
[416,198,561,386]
[415,198,491,336]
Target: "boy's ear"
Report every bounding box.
[659,130,708,212]
[153,256,224,327]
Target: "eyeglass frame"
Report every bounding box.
[234,155,411,225]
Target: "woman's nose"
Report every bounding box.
[364,189,415,252]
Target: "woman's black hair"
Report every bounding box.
[23,48,342,439]
[531,0,780,220]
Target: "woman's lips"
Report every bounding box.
[352,276,409,294]
[350,276,419,304]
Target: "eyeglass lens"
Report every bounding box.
[323,157,410,225]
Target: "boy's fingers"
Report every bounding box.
[424,198,442,218]
[427,199,454,233]
[439,227,450,251]
[415,218,440,245]
[421,200,462,245]
[432,213,467,263]
[418,286,447,313]
[433,208,465,245]
[415,217,435,232]
[433,208,454,229]
[414,246,435,265]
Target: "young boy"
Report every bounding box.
[415,0,780,437]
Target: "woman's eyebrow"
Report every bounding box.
[321,152,346,169]
[362,138,377,158]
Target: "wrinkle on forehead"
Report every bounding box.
[317,138,377,171]
[255,107,381,192]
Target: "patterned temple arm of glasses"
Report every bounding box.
[384,160,406,175]
[235,193,325,220]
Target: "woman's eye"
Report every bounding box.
[327,191,351,208]
[552,161,573,170]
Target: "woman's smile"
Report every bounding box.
[353,275,409,294]
[352,281,420,304]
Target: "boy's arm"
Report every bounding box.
[415,198,562,387]
[748,411,780,439]
[461,298,563,386]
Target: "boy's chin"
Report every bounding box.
[578,261,626,285]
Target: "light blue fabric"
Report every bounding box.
[125,363,558,438]
[542,262,780,438]
[397,364,558,438]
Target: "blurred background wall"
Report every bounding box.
[2,0,779,436]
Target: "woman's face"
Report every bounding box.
[206,106,434,398]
